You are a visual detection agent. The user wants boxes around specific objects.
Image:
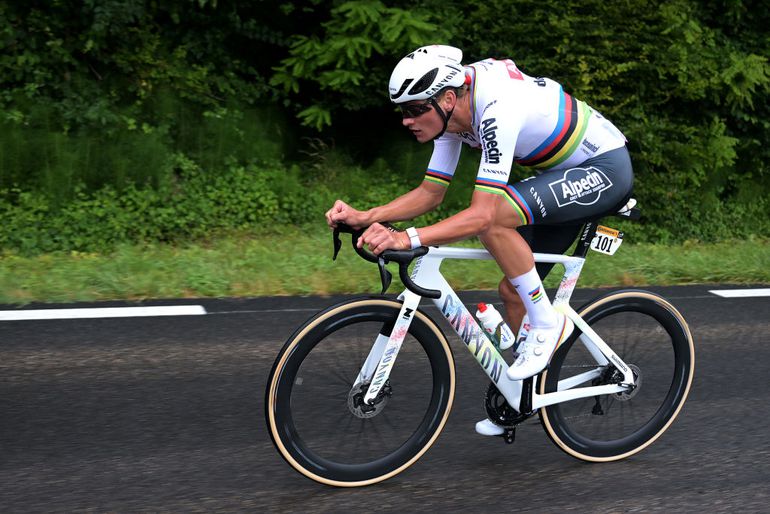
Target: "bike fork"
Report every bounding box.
[360,291,422,405]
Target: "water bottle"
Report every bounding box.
[476,303,516,350]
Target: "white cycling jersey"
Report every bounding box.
[424,58,627,193]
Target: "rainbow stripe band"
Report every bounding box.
[529,286,543,303]
[517,88,593,169]
[424,169,453,187]
[474,178,533,225]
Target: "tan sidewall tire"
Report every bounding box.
[266,298,455,486]
[539,291,695,462]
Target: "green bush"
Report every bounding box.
[0,154,414,254]
[1,0,768,253]
[0,159,286,254]
[0,98,289,205]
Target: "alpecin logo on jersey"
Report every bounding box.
[548,166,613,207]
[480,118,501,164]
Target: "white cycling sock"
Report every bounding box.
[508,267,557,328]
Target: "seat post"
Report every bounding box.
[572,221,598,258]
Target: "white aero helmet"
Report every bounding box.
[389,45,465,104]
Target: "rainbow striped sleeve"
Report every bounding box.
[424,168,453,187]
[474,177,534,226]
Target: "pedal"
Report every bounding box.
[502,427,516,444]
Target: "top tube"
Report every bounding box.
[427,246,584,265]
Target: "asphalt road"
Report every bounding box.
[1,286,769,512]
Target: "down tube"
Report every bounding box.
[429,279,524,411]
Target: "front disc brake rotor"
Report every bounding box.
[347,380,392,419]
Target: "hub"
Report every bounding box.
[613,364,641,401]
[347,380,392,419]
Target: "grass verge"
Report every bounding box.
[0,229,768,304]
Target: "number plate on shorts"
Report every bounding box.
[591,225,624,255]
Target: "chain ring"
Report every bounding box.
[484,383,530,427]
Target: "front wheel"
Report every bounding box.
[539,290,695,461]
[265,298,455,487]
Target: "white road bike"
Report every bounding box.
[266,206,695,487]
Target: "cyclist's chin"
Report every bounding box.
[410,128,438,143]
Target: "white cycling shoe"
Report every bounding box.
[506,312,574,381]
[500,315,529,352]
[475,418,504,436]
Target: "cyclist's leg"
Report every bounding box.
[500,146,633,379]
[477,147,634,430]
[476,225,582,434]
[503,145,634,321]
[497,224,583,331]
[512,147,633,226]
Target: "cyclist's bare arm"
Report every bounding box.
[327,181,446,229]
[417,190,515,246]
[367,181,447,223]
[358,190,512,255]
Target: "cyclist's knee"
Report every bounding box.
[478,223,511,246]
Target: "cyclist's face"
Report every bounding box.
[400,100,443,143]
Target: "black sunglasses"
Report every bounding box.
[399,100,434,119]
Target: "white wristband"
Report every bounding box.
[406,227,422,249]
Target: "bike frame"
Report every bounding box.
[359,245,636,413]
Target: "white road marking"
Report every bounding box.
[3,289,765,321]
[709,288,770,298]
[0,305,207,321]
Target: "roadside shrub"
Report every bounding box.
[0,158,304,254]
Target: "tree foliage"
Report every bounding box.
[271,0,450,128]
[0,0,768,250]
[274,0,770,240]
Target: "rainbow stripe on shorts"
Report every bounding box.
[474,177,533,225]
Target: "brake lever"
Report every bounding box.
[332,227,343,261]
[332,222,439,298]
[377,257,393,295]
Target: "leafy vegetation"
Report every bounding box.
[0,0,768,256]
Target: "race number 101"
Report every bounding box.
[591,225,624,256]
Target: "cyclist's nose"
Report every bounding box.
[402,117,414,127]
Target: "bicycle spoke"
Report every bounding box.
[541,292,693,462]
[271,303,448,475]
[328,367,354,388]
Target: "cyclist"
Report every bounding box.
[325,45,633,436]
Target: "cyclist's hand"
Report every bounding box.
[358,223,409,255]
[326,200,368,229]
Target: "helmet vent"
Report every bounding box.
[390,78,414,100]
[408,68,439,96]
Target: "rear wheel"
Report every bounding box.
[539,290,695,461]
[265,298,455,486]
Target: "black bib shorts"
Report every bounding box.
[510,146,634,279]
